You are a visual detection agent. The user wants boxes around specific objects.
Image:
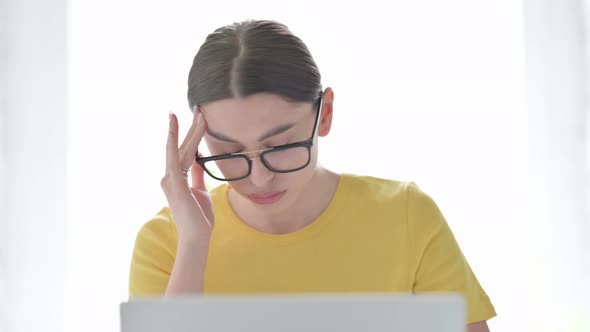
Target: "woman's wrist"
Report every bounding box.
[177,230,211,250]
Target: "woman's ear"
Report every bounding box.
[319,88,334,137]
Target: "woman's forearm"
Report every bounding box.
[165,236,210,295]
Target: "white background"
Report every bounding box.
[1,0,588,331]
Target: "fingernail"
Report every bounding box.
[197,112,203,125]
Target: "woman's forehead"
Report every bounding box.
[201,93,307,116]
[201,93,312,137]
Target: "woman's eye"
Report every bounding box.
[268,142,289,149]
[267,137,294,148]
[212,145,243,155]
[224,148,244,154]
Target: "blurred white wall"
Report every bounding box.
[1,0,68,331]
[525,0,590,330]
[0,0,7,328]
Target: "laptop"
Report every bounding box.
[120,294,465,332]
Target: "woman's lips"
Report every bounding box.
[247,190,287,205]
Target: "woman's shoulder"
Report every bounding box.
[340,173,439,216]
[134,207,178,246]
[341,173,418,200]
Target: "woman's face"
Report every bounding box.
[199,92,331,213]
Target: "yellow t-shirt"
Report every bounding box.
[129,174,496,324]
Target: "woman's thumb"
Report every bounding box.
[191,157,207,191]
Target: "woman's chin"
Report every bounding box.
[247,189,288,206]
[232,188,293,212]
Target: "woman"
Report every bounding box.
[129,19,496,331]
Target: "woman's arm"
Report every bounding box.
[467,321,490,332]
[165,236,210,294]
[162,111,214,295]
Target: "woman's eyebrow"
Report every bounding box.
[206,122,297,143]
[257,123,296,141]
[205,128,240,143]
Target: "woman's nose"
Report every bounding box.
[248,157,274,187]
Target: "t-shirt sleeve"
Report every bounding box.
[406,182,497,324]
[128,207,178,298]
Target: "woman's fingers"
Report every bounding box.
[179,110,206,169]
[178,107,199,159]
[166,113,180,171]
[191,159,207,191]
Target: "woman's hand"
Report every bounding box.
[161,109,213,242]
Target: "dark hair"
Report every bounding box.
[187,19,322,111]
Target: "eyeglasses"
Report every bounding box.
[195,95,323,182]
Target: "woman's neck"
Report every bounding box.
[228,167,341,235]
